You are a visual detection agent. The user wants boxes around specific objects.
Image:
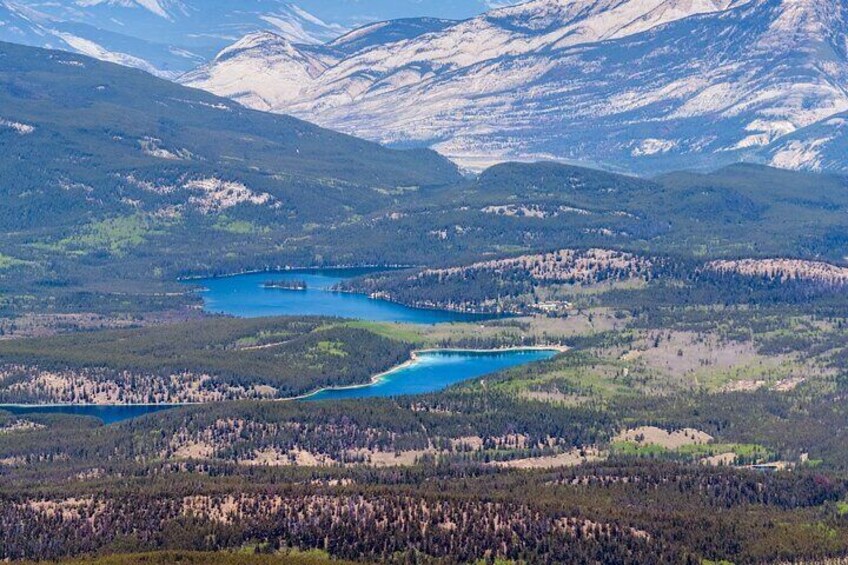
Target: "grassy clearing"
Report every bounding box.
[677,443,770,458]
[612,440,771,462]
[610,441,669,457]
[348,314,620,350]
[313,340,348,357]
[213,216,269,235]
[56,214,170,257]
[698,358,810,391]
[506,362,635,400]
[345,321,425,344]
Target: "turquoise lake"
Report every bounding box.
[307,349,558,401]
[0,349,558,422]
[2,270,560,423]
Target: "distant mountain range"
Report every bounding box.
[0,1,509,77]
[182,0,848,175]
[0,1,354,76]
[5,0,848,175]
[7,37,848,314]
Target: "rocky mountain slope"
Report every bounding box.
[0,1,507,77]
[183,0,848,174]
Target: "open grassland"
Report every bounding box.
[456,311,846,404]
[347,309,627,350]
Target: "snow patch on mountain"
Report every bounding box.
[632,139,678,157]
[52,30,171,76]
[139,137,192,160]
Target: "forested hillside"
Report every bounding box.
[0,317,411,402]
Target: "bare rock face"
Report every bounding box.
[184,0,848,175]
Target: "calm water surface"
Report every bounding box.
[187,269,490,324]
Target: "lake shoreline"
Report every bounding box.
[294,345,565,400]
[317,286,499,319]
[0,347,565,410]
[177,265,414,282]
[0,402,193,409]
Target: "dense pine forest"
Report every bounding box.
[2,395,848,563]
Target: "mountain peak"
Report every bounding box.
[218,31,295,59]
[181,30,329,112]
[210,31,299,67]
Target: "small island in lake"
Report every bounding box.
[263,279,308,291]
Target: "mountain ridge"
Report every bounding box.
[0,1,349,77]
[181,0,848,175]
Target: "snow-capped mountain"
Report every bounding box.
[0,1,348,76]
[180,32,333,112]
[0,1,513,77]
[182,0,848,174]
[180,19,459,113]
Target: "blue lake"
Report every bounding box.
[307,349,558,401]
[186,269,490,324]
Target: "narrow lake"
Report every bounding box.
[187,269,490,324]
[0,350,559,423]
